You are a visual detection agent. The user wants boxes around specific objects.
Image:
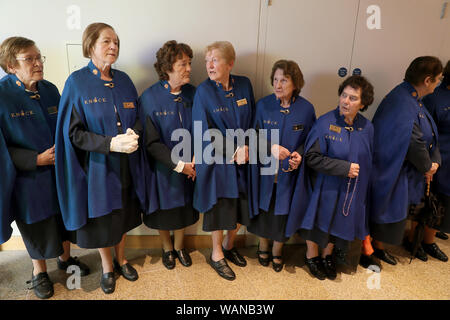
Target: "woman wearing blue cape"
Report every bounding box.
[55,23,147,294]
[192,41,257,281]
[247,60,316,272]
[370,56,443,265]
[291,75,375,280]
[421,59,450,261]
[139,40,199,270]
[0,37,89,299]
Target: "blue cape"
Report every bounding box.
[55,61,148,231]
[139,80,196,211]
[252,94,315,217]
[370,81,439,224]
[424,81,450,196]
[286,107,373,240]
[0,75,61,241]
[192,75,258,215]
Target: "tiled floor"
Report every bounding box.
[1,239,449,300]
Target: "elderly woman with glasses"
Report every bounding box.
[55,23,148,294]
[247,59,316,272]
[0,36,89,299]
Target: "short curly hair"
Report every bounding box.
[270,60,305,97]
[0,36,35,73]
[338,75,374,112]
[154,40,193,81]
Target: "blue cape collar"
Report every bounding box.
[209,75,235,93]
[88,60,115,87]
[401,81,420,101]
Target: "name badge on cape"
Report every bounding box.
[236,98,247,107]
[123,102,135,109]
[47,106,58,114]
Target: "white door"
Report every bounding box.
[0,0,262,95]
[350,0,448,119]
[438,1,450,64]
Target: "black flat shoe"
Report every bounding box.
[113,259,139,281]
[209,255,236,281]
[162,250,176,270]
[359,254,381,273]
[272,255,283,272]
[373,248,398,265]
[176,249,192,267]
[422,242,448,262]
[256,248,271,267]
[57,256,90,276]
[436,231,449,240]
[223,247,247,267]
[27,272,54,299]
[100,272,115,294]
[322,255,337,280]
[305,256,326,280]
[403,239,428,262]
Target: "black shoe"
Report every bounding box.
[372,248,398,265]
[113,259,139,281]
[100,272,115,294]
[436,231,449,240]
[256,249,271,267]
[272,255,283,272]
[162,250,176,270]
[209,255,236,281]
[305,256,326,280]
[27,272,54,299]
[322,255,337,280]
[223,247,247,267]
[422,242,448,262]
[57,256,90,276]
[334,247,348,265]
[176,249,192,267]
[403,239,428,262]
[359,254,381,273]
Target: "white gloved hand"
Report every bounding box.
[110,130,139,154]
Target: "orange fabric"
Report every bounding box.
[362,235,374,256]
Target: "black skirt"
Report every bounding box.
[247,186,289,243]
[370,218,407,246]
[202,193,250,232]
[69,153,142,249]
[15,214,71,260]
[143,203,199,230]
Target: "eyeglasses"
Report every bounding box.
[16,56,46,64]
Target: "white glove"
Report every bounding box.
[110,129,139,154]
[125,128,139,138]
